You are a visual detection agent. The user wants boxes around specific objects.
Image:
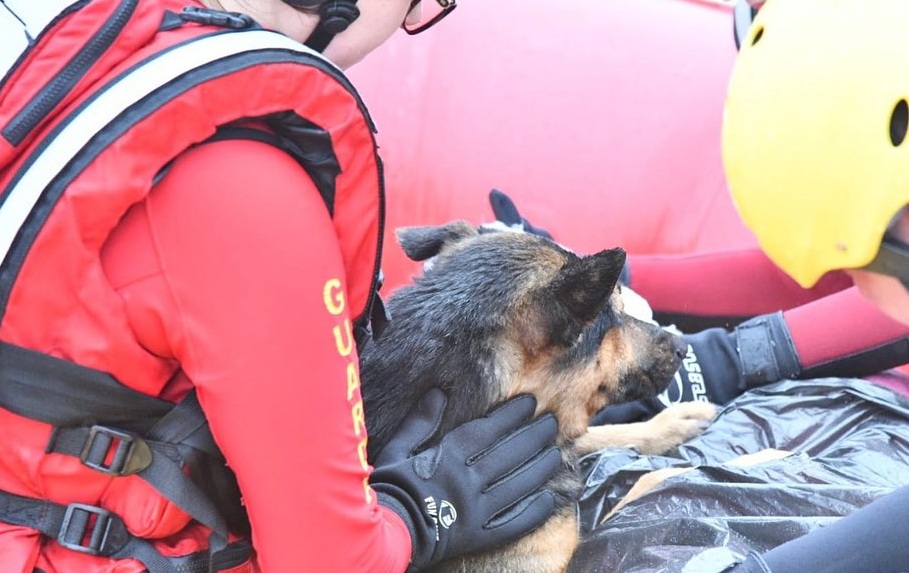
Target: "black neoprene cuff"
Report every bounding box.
[733,312,801,389]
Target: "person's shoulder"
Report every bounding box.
[145,134,337,245]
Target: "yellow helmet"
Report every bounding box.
[723,0,909,288]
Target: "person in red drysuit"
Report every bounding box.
[716,1,909,570]
[102,136,560,572]
[97,3,562,572]
[586,0,909,423]
[0,1,561,572]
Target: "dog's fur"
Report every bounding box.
[360,221,715,573]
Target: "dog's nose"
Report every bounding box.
[670,334,688,360]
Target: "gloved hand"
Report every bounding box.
[370,389,561,571]
[487,188,555,239]
[592,311,802,425]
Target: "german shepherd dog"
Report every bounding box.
[359,221,716,573]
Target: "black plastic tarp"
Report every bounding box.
[569,378,909,573]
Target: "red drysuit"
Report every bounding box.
[99,138,411,572]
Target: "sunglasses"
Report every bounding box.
[403,0,457,35]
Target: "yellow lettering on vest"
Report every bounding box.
[358,438,369,471]
[347,362,361,400]
[324,279,345,315]
[322,277,373,504]
[333,319,354,357]
[352,400,366,437]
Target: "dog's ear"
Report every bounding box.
[396,221,479,262]
[551,247,627,323]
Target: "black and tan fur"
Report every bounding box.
[360,221,715,573]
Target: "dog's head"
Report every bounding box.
[396,221,624,350]
[378,221,685,441]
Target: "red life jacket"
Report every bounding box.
[0,1,384,571]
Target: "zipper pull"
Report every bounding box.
[180,6,254,29]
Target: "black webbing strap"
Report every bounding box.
[0,341,234,552]
[0,341,171,432]
[0,490,179,573]
[46,423,231,551]
[147,389,222,456]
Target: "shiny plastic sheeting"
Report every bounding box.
[569,378,909,573]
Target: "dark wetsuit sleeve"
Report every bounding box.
[730,484,909,573]
[100,139,411,572]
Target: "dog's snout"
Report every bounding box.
[668,333,688,360]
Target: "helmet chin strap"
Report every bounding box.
[303,0,361,53]
[863,235,909,289]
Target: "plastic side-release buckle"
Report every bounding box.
[180,6,254,29]
[79,425,153,476]
[57,503,130,556]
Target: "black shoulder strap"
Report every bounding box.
[0,341,171,430]
[201,119,341,216]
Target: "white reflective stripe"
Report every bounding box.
[0,29,328,263]
[0,5,29,83]
[3,0,80,37]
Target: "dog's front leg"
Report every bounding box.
[576,401,717,456]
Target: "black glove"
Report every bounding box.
[592,312,801,425]
[371,389,561,571]
[488,188,554,239]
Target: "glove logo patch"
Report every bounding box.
[424,496,458,533]
[659,344,709,408]
[438,500,458,529]
[658,373,685,407]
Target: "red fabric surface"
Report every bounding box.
[350,0,749,293]
[100,139,411,573]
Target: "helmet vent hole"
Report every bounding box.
[751,26,764,46]
[890,99,908,147]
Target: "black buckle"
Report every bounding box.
[79,425,153,476]
[58,503,130,556]
[180,6,254,29]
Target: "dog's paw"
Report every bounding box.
[638,401,718,454]
[576,401,717,456]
